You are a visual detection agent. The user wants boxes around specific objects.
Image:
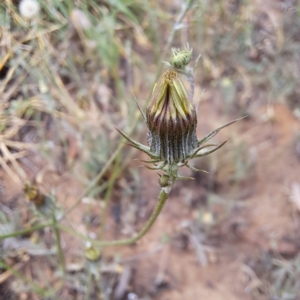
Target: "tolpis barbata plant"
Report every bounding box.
[14,46,242,249]
[118,45,241,191]
[113,46,242,246]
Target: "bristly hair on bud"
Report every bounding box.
[146,70,197,164]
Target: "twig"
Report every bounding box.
[0,143,27,181]
[0,154,23,186]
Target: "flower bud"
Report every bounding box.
[146,70,197,164]
[170,47,192,69]
[84,243,101,261]
[24,183,45,206]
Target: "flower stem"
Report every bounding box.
[58,188,171,247]
[95,188,170,247]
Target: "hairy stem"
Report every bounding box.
[59,188,171,247]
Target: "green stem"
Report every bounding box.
[51,215,66,277]
[84,267,93,300]
[0,223,51,239]
[98,188,169,246]
[59,188,170,247]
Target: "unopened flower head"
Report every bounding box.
[24,183,45,206]
[116,47,241,182]
[19,0,40,19]
[170,47,193,69]
[146,70,197,164]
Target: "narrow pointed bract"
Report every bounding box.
[146,70,198,164]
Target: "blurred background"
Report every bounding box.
[1,0,300,299]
